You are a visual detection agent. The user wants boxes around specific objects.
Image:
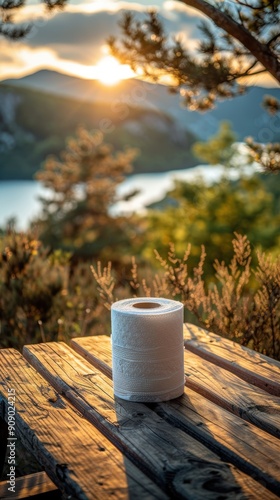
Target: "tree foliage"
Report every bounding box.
[0,0,66,39]
[109,2,280,109]
[34,127,138,260]
[140,173,280,277]
[136,123,280,272]
[192,121,238,166]
[245,94,280,173]
[109,1,280,171]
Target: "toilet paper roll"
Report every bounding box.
[111,297,185,402]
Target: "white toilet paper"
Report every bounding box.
[111,297,185,402]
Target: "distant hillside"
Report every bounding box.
[4,69,280,141]
[0,83,197,180]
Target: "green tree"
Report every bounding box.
[192,121,238,167]
[139,124,280,274]
[141,174,280,276]
[34,127,138,261]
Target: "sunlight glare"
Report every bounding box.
[95,56,134,85]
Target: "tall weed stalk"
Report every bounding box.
[92,233,280,359]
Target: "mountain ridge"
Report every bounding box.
[0,80,197,180]
[3,69,280,142]
[1,70,279,181]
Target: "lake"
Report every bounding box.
[0,164,233,230]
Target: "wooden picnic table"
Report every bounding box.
[0,323,279,499]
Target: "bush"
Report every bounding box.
[92,234,280,360]
[1,230,279,360]
[0,231,108,349]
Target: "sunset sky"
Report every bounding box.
[1,0,277,87]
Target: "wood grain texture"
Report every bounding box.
[0,348,168,500]
[24,341,278,500]
[71,335,280,438]
[0,471,59,499]
[71,335,280,496]
[71,336,112,378]
[184,324,280,396]
[155,390,280,495]
[184,350,280,439]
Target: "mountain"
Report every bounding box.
[0,79,197,180]
[4,69,280,141]
[1,70,279,180]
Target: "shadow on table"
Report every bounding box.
[114,391,246,500]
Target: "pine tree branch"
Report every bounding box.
[178,0,280,83]
[267,32,280,47]
[235,0,277,9]
[234,0,271,9]
[244,68,268,76]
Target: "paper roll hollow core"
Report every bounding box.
[111,297,185,402]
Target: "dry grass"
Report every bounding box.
[92,233,280,359]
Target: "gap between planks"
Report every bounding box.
[23,340,280,499]
[70,335,280,495]
[183,324,280,396]
[0,348,168,500]
[71,335,280,438]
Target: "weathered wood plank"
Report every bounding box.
[0,471,59,499]
[185,324,280,370]
[71,335,280,438]
[184,350,280,439]
[184,324,280,396]
[0,348,168,500]
[155,390,280,495]
[71,335,280,495]
[71,335,112,378]
[24,342,278,500]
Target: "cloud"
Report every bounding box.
[1,0,275,86]
[0,2,216,80]
[22,2,203,61]
[26,11,120,57]
[0,40,59,79]
[0,39,112,80]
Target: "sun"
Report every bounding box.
[95,56,134,85]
